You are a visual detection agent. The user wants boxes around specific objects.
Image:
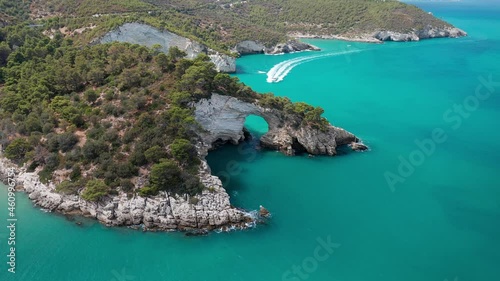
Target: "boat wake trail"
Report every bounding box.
[266,50,362,83]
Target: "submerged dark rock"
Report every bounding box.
[259,205,271,218]
[350,142,369,152]
[185,230,209,237]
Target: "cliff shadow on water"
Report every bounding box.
[206,115,269,196]
[205,113,362,212]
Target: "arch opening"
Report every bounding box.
[205,115,270,206]
[243,115,269,139]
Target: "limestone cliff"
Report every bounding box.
[0,93,361,232]
[233,41,266,55]
[265,41,321,55]
[194,94,357,156]
[0,157,253,231]
[233,40,320,56]
[292,26,467,43]
[374,26,467,42]
[98,23,236,73]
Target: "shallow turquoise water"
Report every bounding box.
[1,2,500,281]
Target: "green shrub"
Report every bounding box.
[104,90,115,101]
[81,179,109,202]
[42,123,55,134]
[86,127,105,140]
[27,161,39,172]
[149,159,183,194]
[46,133,60,152]
[84,90,99,103]
[70,164,82,181]
[115,162,138,178]
[182,173,204,196]
[56,180,81,195]
[45,153,60,170]
[120,179,135,192]
[144,145,167,164]
[82,140,108,161]
[129,147,147,166]
[24,113,43,133]
[170,138,198,166]
[189,197,199,205]
[39,166,54,184]
[58,132,79,152]
[4,138,31,162]
[138,185,158,197]
[169,91,192,106]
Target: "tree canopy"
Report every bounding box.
[0,23,332,201]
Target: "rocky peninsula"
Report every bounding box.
[0,0,463,233]
[0,92,362,232]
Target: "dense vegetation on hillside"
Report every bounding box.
[0,24,327,201]
[0,24,232,200]
[0,0,31,25]
[23,0,452,53]
[142,0,450,45]
[30,0,156,17]
[0,0,454,201]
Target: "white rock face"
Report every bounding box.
[0,94,360,232]
[416,26,467,39]
[265,40,320,55]
[194,94,358,155]
[99,23,236,73]
[0,157,253,231]
[194,94,265,145]
[233,40,266,54]
[209,53,236,73]
[373,26,467,42]
[373,31,420,42]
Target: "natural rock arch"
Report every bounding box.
[194,94,358,156]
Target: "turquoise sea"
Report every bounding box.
[1,1,499,281]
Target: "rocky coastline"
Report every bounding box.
[194,94,358,156]
[97,23,322,69]
[0,155,257,232]
[0,93,363,232]
[95,23,466,74]
[0,149,262,233]
[290,25,467,43]
[234,40,321,55]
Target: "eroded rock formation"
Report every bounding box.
[374,26,467,42]
[194,94,357,156]
[233,40,320,55]
[0,157,253,231]
[0,93,361,232]
[265,40,320,55]
[98,23,236,73]
[292,26,467,43]
[233,40,266,55]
